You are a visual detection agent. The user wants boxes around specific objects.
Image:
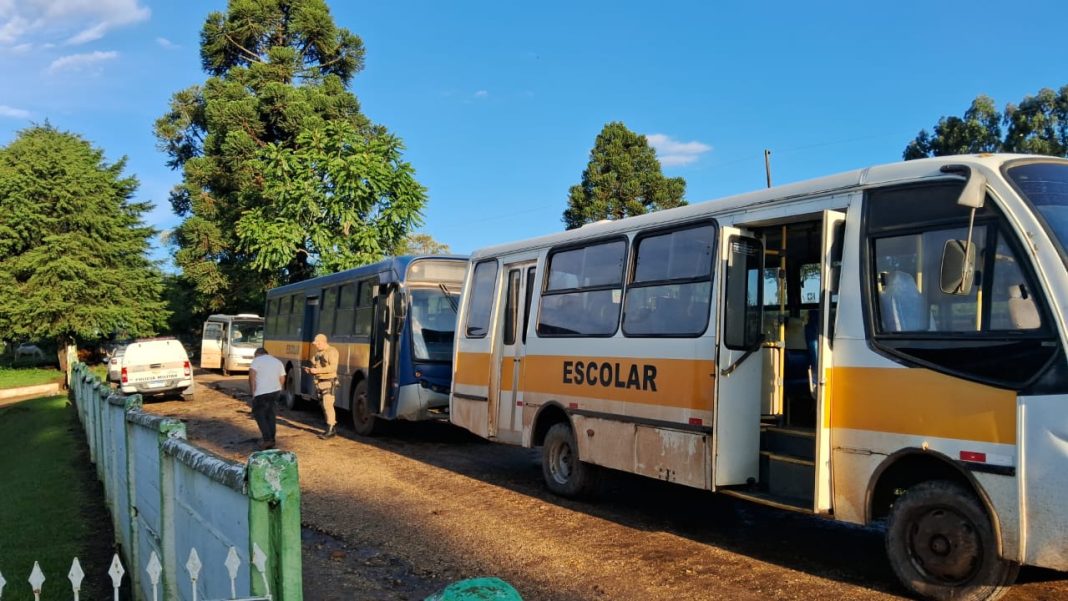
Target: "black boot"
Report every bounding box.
[318,425,336,440]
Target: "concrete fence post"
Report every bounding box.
[157,417,186,601]
[247,450,302,601]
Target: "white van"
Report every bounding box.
[119,338,195,400]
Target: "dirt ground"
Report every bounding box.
[138,371,1068,601]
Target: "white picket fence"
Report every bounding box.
[62,363,302,601]
[0,547,272,601]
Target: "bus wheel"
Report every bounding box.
[886,480,1018,601]
[283,370,299,410]
[351,380,379,436]
[542,423,595,498]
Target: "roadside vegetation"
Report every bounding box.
[0,396,113,600]
[0,366,61,389]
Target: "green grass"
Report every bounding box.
[0,366,62,389]
[0,396,113,601]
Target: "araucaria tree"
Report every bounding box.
[155,0,426,312]
[0,125,168,362]
[904,86,1068,160]
[563,122,687,230]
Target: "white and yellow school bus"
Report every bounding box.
[451,155,1068,600]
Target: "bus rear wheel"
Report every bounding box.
[542,423,596,498]
[886,480,1018,601]
[282,369,299,410]
[351,380,379,436]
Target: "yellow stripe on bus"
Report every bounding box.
[457,352,716,410]
[264,339,372,371]
[830,367,1016,444]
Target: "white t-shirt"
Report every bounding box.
[249,354,286,396]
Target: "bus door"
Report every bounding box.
[492,262,536,443]
[714,230,765,487]
[814,210,845,513]
[200,320,224,369]
[298,296,320,397]
[369,283,400,414]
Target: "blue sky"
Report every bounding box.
[2,1,1066,266]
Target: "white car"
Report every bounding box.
[107,345,127,382]
[119,338,195,400]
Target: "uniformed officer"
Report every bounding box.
[304,333,340,439]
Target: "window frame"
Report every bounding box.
[622,220,717,338]
[536,235,629,338]
[722,234,765,351]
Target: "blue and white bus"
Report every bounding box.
[264,255,467,435]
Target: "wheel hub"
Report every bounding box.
[908,507,982,585]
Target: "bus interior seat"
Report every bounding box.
[1008,284,1040,329]
[879,271,927,332]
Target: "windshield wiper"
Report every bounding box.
[439,283,459,313]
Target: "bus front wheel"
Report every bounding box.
[542,423,596,498]
[351,380,379,436]
[886,480,1018,601]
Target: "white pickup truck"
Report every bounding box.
[119,338,195,401]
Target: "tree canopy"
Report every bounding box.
[904,86,1068,160]
[397,233,451,255]
[563,122,687,230]
[0,125,168,345]
[155,0,426,313]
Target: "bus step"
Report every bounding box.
[719,488,812,514]
[759,451,815,502]
[760,425,816,461]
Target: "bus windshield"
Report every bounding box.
[409,287,460,362]
[1008,162,1068,262]
[230,321,264,347]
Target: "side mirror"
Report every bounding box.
[940,239,975,295]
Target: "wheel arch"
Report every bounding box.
[866,447,1005,555]
[531,401,571,447]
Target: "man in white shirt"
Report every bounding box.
[248,347,286,450]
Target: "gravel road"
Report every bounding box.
[140,372,1068,601]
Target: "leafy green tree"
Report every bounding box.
[563,122,687,229]
[0,125,168,367]
[397,232,451,255]
[156,0,426,313]
[904,86,1068,159]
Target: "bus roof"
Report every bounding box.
[469,153,1067,260]
[266,255,468,298]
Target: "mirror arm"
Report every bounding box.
[959,207,977,294]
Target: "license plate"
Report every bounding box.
[146,381,166,389]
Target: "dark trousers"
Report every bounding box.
[252,391,280,442]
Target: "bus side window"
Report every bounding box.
[265,299,277,336]
[355,279,374,337]
[320,287,338,336]
[537,239,625,337]
[864,183,1055,389]
[623,223,715,337]
[723,236,764,349]
[278,296,292,336]
[466,260,498,338]
[336,284,356,335]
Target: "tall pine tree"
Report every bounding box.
[156,0,426,313]
[0,125,168,364]
[563,122,687,229]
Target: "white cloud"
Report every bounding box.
[0,0,149,47]
[473,90,489,99]
[48,49,118,74]
[156,36,177,49]
[0,104,31,119]
[645,133,712,167]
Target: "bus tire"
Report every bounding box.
[542,422,595,498]
[283,369,299,410]
[886,480,1018,601]
[351,380,379,436]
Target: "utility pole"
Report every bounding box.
[764,149,772,188]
